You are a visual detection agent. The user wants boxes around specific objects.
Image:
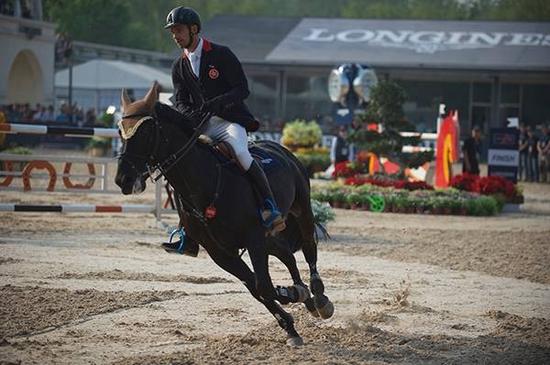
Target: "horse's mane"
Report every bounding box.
[153,102,205,138]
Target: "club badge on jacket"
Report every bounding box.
[208,66,219,80]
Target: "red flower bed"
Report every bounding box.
[344,175,434,191]
[451,174,519,200]
[333,161,365,178]
[477,176,516,199]
[333,161,353,178]
[450,173,479,192]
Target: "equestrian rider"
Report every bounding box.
[164,6,285,234]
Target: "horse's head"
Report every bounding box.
[115,82,159,195]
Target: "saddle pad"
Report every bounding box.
[250,145,281,174]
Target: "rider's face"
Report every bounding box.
[170,24,198,50]
[170,24,191,49]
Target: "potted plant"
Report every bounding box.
[465,198,480,216]
[1,145,32,171]
[358,193,371,211]
[346,192,363,210]
[331,190,347,209]
[86,137,111,157]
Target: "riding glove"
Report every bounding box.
[203,96,226,114]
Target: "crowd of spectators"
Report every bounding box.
[518,123,550,183]
[0,103,100,127]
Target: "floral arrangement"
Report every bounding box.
[450,174,522,203]
[344,175,434,191]
[449,173,479,192]
[281,119,323,149]
[333,161,366,178]
[311,182,502,216]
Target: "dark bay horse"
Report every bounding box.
[114,84,333,346]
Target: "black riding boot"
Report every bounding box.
[246,160,285,233]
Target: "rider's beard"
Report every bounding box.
[184,32,196,50]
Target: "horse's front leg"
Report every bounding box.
[204,243,304,347]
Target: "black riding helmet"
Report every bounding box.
[164,6,201,31]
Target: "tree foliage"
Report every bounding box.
[43,0,550,51]
[349,81,433,171]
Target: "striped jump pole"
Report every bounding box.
[0,204,153,213]
[0,123,119,138]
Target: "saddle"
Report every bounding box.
[198,134,247,172]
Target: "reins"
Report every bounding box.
[148,111,212,181]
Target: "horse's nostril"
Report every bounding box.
[115,174,129,189]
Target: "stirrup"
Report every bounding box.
[165,227,186,254]
[259,198,282,228]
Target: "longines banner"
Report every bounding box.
[266,19,550,70]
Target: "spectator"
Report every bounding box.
[330,126,355,164]
[518,123,528,181]
[40,106,55,123]
[21,103,33,122]
[55,104,70,123]
[325,126,356,177]
[85,108,97,126]
[538,124,550,183]
[462,125,482,175]
[74,106,84,126]
[526,127,539,182]
[32,105,44,122]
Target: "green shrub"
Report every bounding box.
[346,192,362,206]
[2,146,32,155]
[86,136,111,150]
[281,119,322,148]
[478,196,499,216]
[294,152,331,176]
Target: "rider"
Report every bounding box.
[163,6,285,242]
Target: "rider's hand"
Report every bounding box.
[202,96,225,114]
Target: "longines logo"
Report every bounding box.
[303,28,550,54]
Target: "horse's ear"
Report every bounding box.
[121,88,131,109]
[144,81,160,108]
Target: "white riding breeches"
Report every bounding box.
[203,116,253,170]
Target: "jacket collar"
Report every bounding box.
[181,38,212,59]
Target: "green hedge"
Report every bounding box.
[294,152,331,177]
[312,183,503,216]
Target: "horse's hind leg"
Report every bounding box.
[204,244,304,346]
[298,216,334,320]
[267,239,311,306]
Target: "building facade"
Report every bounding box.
[190,16,550,135]
[0,0,56,106]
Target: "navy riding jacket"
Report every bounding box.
[171,39,259,132]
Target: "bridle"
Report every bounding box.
[118,110,212,182]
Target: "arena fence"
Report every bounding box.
[1,122,438,219]
[0,123,171,220]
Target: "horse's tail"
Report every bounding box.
[314,221,331,243]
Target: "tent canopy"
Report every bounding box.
[55,59,172,91]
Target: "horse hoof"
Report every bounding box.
[304,298,319,317]
[308,308,320,318]
[287,336,304,347]
[317,299,334,319]
[293,285,310,303]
